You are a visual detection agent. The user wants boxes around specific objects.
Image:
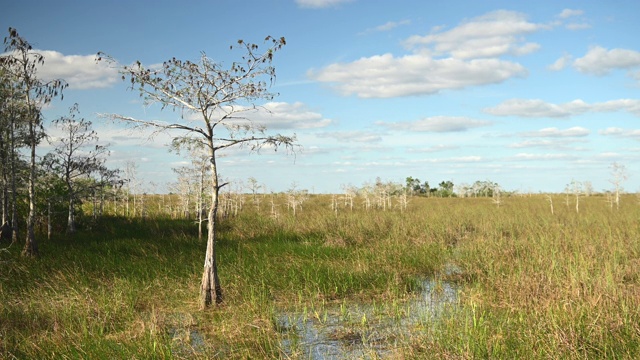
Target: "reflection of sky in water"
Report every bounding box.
[278,278,459,359]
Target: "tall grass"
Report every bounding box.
[1,194,639,358]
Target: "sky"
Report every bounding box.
[2,0,639,194]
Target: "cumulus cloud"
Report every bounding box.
[360,19,411,35]
[310,10,546,98]
[565,23,591,30]
[485,98,640,118]
[548,53,572,71]
[408,144,459,153]
[309,54,527,98]
[573,46,640,76]
[189,101,332,130]
[11,50,119,89]
[256,102,333,129]
[512,153,576,161]
[295,0,353,8]
[509,127,589,149]
[599,127,640,140]
[316,130,382,143]
[509,139,560,148]
[377,116,492,132]
[558,9,584,19]
[518,126,590,137]
[403,10,545,59]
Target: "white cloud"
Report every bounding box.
[412,155,483,164]
[408,144,459,153]
[485,98,640,118]
[565,23,591,30]
[189,101,332,130]
[309,54,527,98]
[360,19,411,35]
[509,127,590,149]
[485,99,572,117]
[554,9,590,30]
[512,153,576,161]
[403,10,545,59]
[518,127,590,137]
[13,50,119,89]
[558,9,584,19]
[573,46,640,76]
[309,10,549,98]
[295,0,353,8]
[450,156,483,163]
[509,139,559,148]
[257,102,333,129]
[548,53,572,71]
[377,116,492,132]
[316,130,382,143]
[599,127,640,140]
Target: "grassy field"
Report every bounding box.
[1,194,639,359]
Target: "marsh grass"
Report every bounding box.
[1,194,639,358]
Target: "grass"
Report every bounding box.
[1,193,639,358]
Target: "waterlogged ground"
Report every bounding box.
[276,277,459,359]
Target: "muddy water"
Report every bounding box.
[277,277,459,359]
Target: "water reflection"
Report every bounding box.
[277,278,459,359]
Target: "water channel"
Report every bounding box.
[276,276,459,359]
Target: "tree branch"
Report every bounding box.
[97,113,209,138]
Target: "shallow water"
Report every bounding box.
[277,277,459,359]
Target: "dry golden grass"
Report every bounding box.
[1,193,639,358]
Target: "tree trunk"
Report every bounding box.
[22,120,38,256]
[0,131,7,225]
[10,117,18,244]
[67,191,76,233]
[200,155,222,308]
[47,200,52,240]
[197,165,204,240]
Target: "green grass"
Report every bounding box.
[1,194,639,358]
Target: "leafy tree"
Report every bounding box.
[1,28,67,256]
[98,36,295,307]
[405,176,421,195]
[437,180,455,197]
[43,104,109,233]
[421,181,430,195]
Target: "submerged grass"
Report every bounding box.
[1,194,639,358]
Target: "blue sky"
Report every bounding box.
[2,0,639,194]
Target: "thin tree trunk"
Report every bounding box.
[10,117,18,244]
[67,190,76,233]
[198,165,204,240]
[23,120,38,256]
[0,131,7,225]
[93,188,97,220]
[47,200,52,240]
[200,155,222,308]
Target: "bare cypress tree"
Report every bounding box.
[609,162,628,210]
[1,28,67,256]
[98,36,295,307]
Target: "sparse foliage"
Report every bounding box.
[43,104,109,233]
[609,162,628,210]
[97,36,295,307]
